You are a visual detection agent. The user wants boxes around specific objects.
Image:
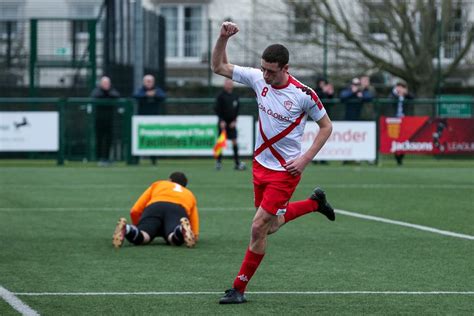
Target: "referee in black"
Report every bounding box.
[214,78,246,171]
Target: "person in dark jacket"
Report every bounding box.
[314,77,335,165]
[214,78,245,171]
[340,77,374,121]
[90,76,121,165]
[387,81,415,166]
[133,74,167,165]
[133,74,166,115]
[387,81,414,117]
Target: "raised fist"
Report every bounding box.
[220,22,239,38]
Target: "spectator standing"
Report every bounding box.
[315,77,335,115]
[133,74,167,165]
[314,77,334,165]
[133,74,167,115]
[90,76,120,166]
[360,75,377,120]
[388,81,414,166]
[214,78,246,171]
[340,77,374,121]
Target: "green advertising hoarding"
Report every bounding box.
[132,115,254,156]
[437,95,472,118]
[138,123,216,150]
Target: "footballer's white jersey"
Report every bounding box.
[233,65,326,171]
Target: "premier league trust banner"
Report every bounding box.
[0,112,59,151]
[301,121,376,161]
[132,115,253,156]
[380,116,474,154]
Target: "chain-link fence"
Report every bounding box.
[101,0,165,96]
[0,0,165,98]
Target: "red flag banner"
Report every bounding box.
[379,116,474,154]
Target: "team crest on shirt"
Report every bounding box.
[283,100,293,111]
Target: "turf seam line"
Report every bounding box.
[0,285,40,316]
[2,184,473,189]
[13,291,474,296]
[1,207,473,240]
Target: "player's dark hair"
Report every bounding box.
[262,44,289,68]
[169,172,188,187]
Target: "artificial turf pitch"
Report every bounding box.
[0,157,473,315]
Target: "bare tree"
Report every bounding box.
[286,0,474,96]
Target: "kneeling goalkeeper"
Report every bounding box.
[113,171,199,248]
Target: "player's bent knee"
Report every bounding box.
[267,219,283,235]
[251,221,268,241]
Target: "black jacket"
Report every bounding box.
[90,87,120,99]
[215,91,240,123]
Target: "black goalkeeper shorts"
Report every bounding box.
[137,201,187,242]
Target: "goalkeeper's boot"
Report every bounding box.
[219,288,247,304]
[310,188,335,221]
[112,217,127,248]
[180,217,196,248]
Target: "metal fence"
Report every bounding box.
[1,97,472,164]
[0,98,134,164]
[0,0,165,98]
[102,0,166,95]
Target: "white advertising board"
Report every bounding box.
[0,112,59,151]
[132,115,254,156]
[302,121,376,161]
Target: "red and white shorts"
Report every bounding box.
[253,159,301,215]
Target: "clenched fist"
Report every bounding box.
[220,22,239,38]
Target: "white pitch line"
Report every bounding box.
[14,291,474,296]
[336,209,474,240]
[0,285,40,316]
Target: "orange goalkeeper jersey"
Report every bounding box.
[130,180,199,238]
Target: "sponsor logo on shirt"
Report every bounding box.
[258,103,292,123]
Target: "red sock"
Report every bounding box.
[283,199,318,223]
[233,248,265,293]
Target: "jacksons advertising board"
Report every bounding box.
[380,116,474,154]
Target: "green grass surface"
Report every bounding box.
[0,157,473,315]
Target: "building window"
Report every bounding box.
[73,20,89,35]
[161,6,178,57]
[0,21,18,40]
[0,3,20,40]
[293,3,312,34]
[184,6,202,57]
[70,4,97,38]
[443,5,463,59]
[366,2,387,36]
[160,4,204,60]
